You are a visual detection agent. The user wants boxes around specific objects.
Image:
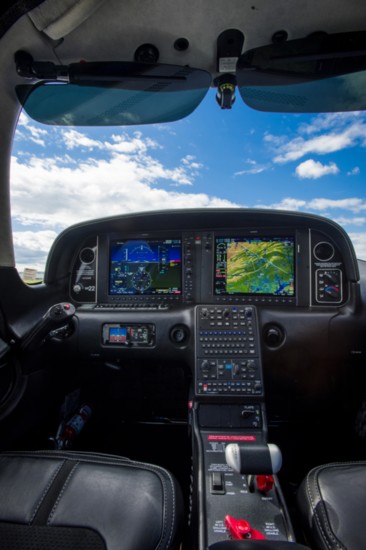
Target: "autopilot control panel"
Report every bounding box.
[195,305,263,397]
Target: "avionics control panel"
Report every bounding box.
[195,305,263,397]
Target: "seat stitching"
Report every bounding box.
[46,461,80,525]
[305,464,348,550]
[154,468,176,550]
[29,459,65,525]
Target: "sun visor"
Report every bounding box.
[16,60,211,126]
[236,30,366,113]
[28,0,106,39]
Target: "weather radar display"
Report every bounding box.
[109,238,181,295]
[214,236,295,296]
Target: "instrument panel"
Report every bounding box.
[68,223,351,309]
[43,209,361,405]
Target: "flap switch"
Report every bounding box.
[211,472,225,494]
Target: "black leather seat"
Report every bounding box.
[0,450,183,550]
[297,461,366,549]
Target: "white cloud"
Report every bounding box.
[235,166,267,176]
[234,158,268,176]
[274,132,354,163]
[267,115,366,164]
[13,230,58,272]
[295,159,339,179]
[255,198,307,211]
[334,216,366,226]
[16,112,48,147]
[298,112,363,135]
[347,232,366,260]
[255,196,366,214]
[11,128,208,231]
[307,197,366,213]
[347,166,360,176]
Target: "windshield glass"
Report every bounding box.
[11,89,366,279]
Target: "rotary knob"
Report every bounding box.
[263,324,285,348]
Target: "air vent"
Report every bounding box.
[313,241,335,262]
[79,247,95,264]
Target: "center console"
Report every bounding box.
[192,304,296,547]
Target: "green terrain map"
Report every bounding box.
[226,240,294,295]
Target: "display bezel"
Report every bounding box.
[214,234,296,297]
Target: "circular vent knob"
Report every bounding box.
[263,324,285,348]
[170,325,189,346]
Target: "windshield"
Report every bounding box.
[11,88,366,279]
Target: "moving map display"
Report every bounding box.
[109,238,181,295]
[214,236,295,296]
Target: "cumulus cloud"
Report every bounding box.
[11,124,242,269]
[295,159,339,179]
[11,150,238,230]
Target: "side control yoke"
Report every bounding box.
[20,302,75,351]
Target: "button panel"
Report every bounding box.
[196,305,263,396]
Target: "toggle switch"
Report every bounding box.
[211,471,225,494]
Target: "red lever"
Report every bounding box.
[225,515,266,540]
[256,474,274,493]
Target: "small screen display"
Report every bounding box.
[109,326,127,343]
[109,238,182,295]
[214,236,295,296]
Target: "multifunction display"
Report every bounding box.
[214,236,295,297]
[109,238,182,295]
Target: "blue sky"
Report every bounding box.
[10,89,366,272]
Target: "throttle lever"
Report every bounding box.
[21,302,75,351]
